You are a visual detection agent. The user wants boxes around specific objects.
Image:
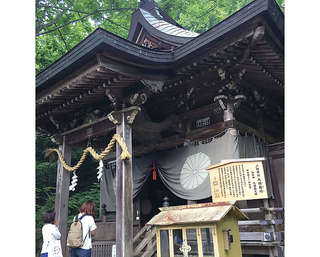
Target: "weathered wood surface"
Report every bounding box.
[54,137,71,257]
[238,219,283,226]
[133,227,156,256]
[268,142,284,207]
[240,207,283,213]
[133,224,150,244]
[116,111,133,257]
[140,240,157,257]
[240,235,284,244]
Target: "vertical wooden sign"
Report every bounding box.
[207,158,269,202]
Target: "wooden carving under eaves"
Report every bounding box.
[132,107,182,146]
[107,106,141,125]
[138,32,175,50]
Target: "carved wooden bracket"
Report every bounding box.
[214,94,246,122]
[107,106,141,125]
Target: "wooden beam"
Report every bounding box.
[54,136,71,257]
[236,121,277,143]
[133,121,228,156]
[61,105,276,151]
[186,121,230,141]
[37,62,100,103]
[113,107,141,257]
[62,115,116,146]
[98,54,171,80]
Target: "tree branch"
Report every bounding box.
[38,3,135,15]
[36,0,75,34]
[36,9,129,37]
[36,2,134,36]
[37,11,93,36]
[101,17,129,31]
[54,21,70,51]
[196,1,217,19]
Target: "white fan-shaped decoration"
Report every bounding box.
[180,152,210,190]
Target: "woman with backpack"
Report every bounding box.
[40,210,63,257]
[68,200,97,257]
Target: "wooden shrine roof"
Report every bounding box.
[147,202,247,226]
[128,4,198,47]
[36,0,284,150]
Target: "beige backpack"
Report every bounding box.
[67,214,89,248]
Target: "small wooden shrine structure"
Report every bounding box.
[36,0,284,256]
[148,202,247,257]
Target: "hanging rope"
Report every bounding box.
[44,133,131,172]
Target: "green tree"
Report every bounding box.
[158,0,284,33]
[36,0,138,72]
[36,0,284,72]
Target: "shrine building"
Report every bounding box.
[36,1,284,257]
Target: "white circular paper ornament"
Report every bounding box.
[180,152,210,190]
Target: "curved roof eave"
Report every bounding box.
[128,8,199,46]
[36,28,175,89]
[139,8,199,38]
[36,0,283,90]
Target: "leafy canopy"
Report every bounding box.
[36,0,284,72]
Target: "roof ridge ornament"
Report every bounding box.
[140,8,199,38]
[139,0,157,9]
[139,0,163,19]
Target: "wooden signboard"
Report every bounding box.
[206,158,269,202]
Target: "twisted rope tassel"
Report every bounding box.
[44,134,131,172]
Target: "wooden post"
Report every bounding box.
[54,136,71,257]
[263,199,278,257]
[108,106,140,257]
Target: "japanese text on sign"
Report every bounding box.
[208,159,268,202]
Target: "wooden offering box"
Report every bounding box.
[147,202,247,257]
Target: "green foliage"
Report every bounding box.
[36,0,138,72]
[68,182,100,221]
[36,136,58,221]
[158,0,284,33]
[36,0,284,73]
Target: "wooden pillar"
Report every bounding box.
[108,106,140,257]
[263,199,279,257]
[54,136,71,257]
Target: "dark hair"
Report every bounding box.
[42,210,56,224]
[80,200,96,217]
